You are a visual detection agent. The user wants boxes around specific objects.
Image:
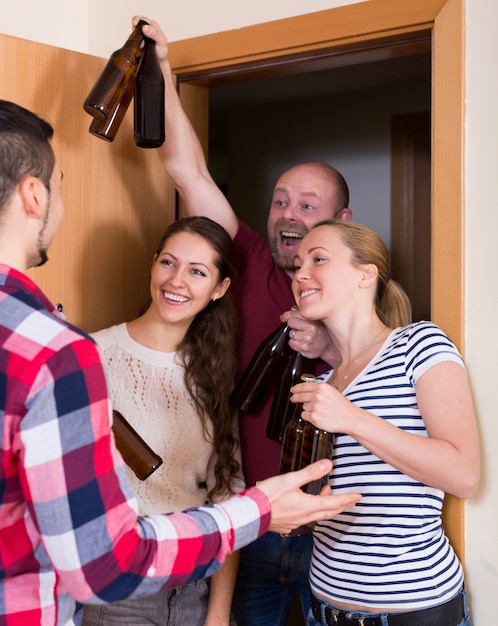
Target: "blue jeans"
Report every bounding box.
[306,587,471,626]
[232,531,313,626]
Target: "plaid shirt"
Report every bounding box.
[0,265,270,625]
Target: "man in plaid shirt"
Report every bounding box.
[0,100,360,625]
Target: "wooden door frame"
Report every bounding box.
[391,112,432,323]
[168,0,465,561]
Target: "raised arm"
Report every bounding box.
[136,17,239,239]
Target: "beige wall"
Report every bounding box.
[464,1,498,621]
[2,0,498,621]
[2,0,366,56]
[2,0,88,53]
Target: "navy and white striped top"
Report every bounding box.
[311,321,465,609]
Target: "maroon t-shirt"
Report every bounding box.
[232,221,296,486]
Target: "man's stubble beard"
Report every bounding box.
[34,195,51,268]
[35,248,49,267]
[267,218,308,274]
[268,236,297,274]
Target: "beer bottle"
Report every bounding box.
[290,373,334,495]
[301,422,334,495]
[88,76,134,142]
[230,322,293,414]
[134,35,165,148]
[83,19,148,122]
[266,351,309,442]
[278,373,315,475]
[112,409,163,481]
[278,373,314,536]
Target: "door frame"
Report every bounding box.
[168,0,465,561]
[391,112,432,323]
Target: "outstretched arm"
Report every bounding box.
[135,17,239,239]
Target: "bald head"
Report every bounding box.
[267,161,351,274]
[279,161,349,213]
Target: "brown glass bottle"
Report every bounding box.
[134,36,165,148]
[230,322,293,414]
[267,351,309,442]
[83,19,148,121]
[277,373,315,475]
[277,410,307,475]
[278,374,314,536]
[301,423,334,495]
[112,410,163,481]
[88,75,134,142]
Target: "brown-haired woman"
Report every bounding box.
[84,216,241,626]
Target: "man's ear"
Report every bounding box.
[337,207,352,222]
[18,176,47,219]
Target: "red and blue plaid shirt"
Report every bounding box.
[0,265,270,625]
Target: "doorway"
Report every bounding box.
[206,52,432,324]
[184,37,432,626]
[170,0,465,571]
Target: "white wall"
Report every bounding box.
[1,0,366,57]
[464,0,498,622]
[2,0,498,621]
[2,1,88,52]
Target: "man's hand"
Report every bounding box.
[256,460,361,535]
[281,309,340,366]
[132,16,169,64]
[131,15,240,239]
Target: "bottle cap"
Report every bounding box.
[301,374,316,383]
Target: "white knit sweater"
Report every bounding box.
[91,323,239,515]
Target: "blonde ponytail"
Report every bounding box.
[379,278,412,328]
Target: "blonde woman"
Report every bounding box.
[291,220,478,626]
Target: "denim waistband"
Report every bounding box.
[311,590,465,626]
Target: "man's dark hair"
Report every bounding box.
[0,100,55,212]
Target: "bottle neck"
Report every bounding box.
[124,19,149,50]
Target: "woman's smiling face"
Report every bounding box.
[291,224,363,321]
[150,231,229,328]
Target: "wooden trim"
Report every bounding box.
[169,0,465,563]
[432,0,465,563]
[176,36,433,87]
[169,0,446,74]
[432,0,464,345]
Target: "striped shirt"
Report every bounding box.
[0,265,270,625]
[311,322,465,609]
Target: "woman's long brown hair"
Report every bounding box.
[151,216,240,501]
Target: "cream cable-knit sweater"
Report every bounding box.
[92,323,242,515]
